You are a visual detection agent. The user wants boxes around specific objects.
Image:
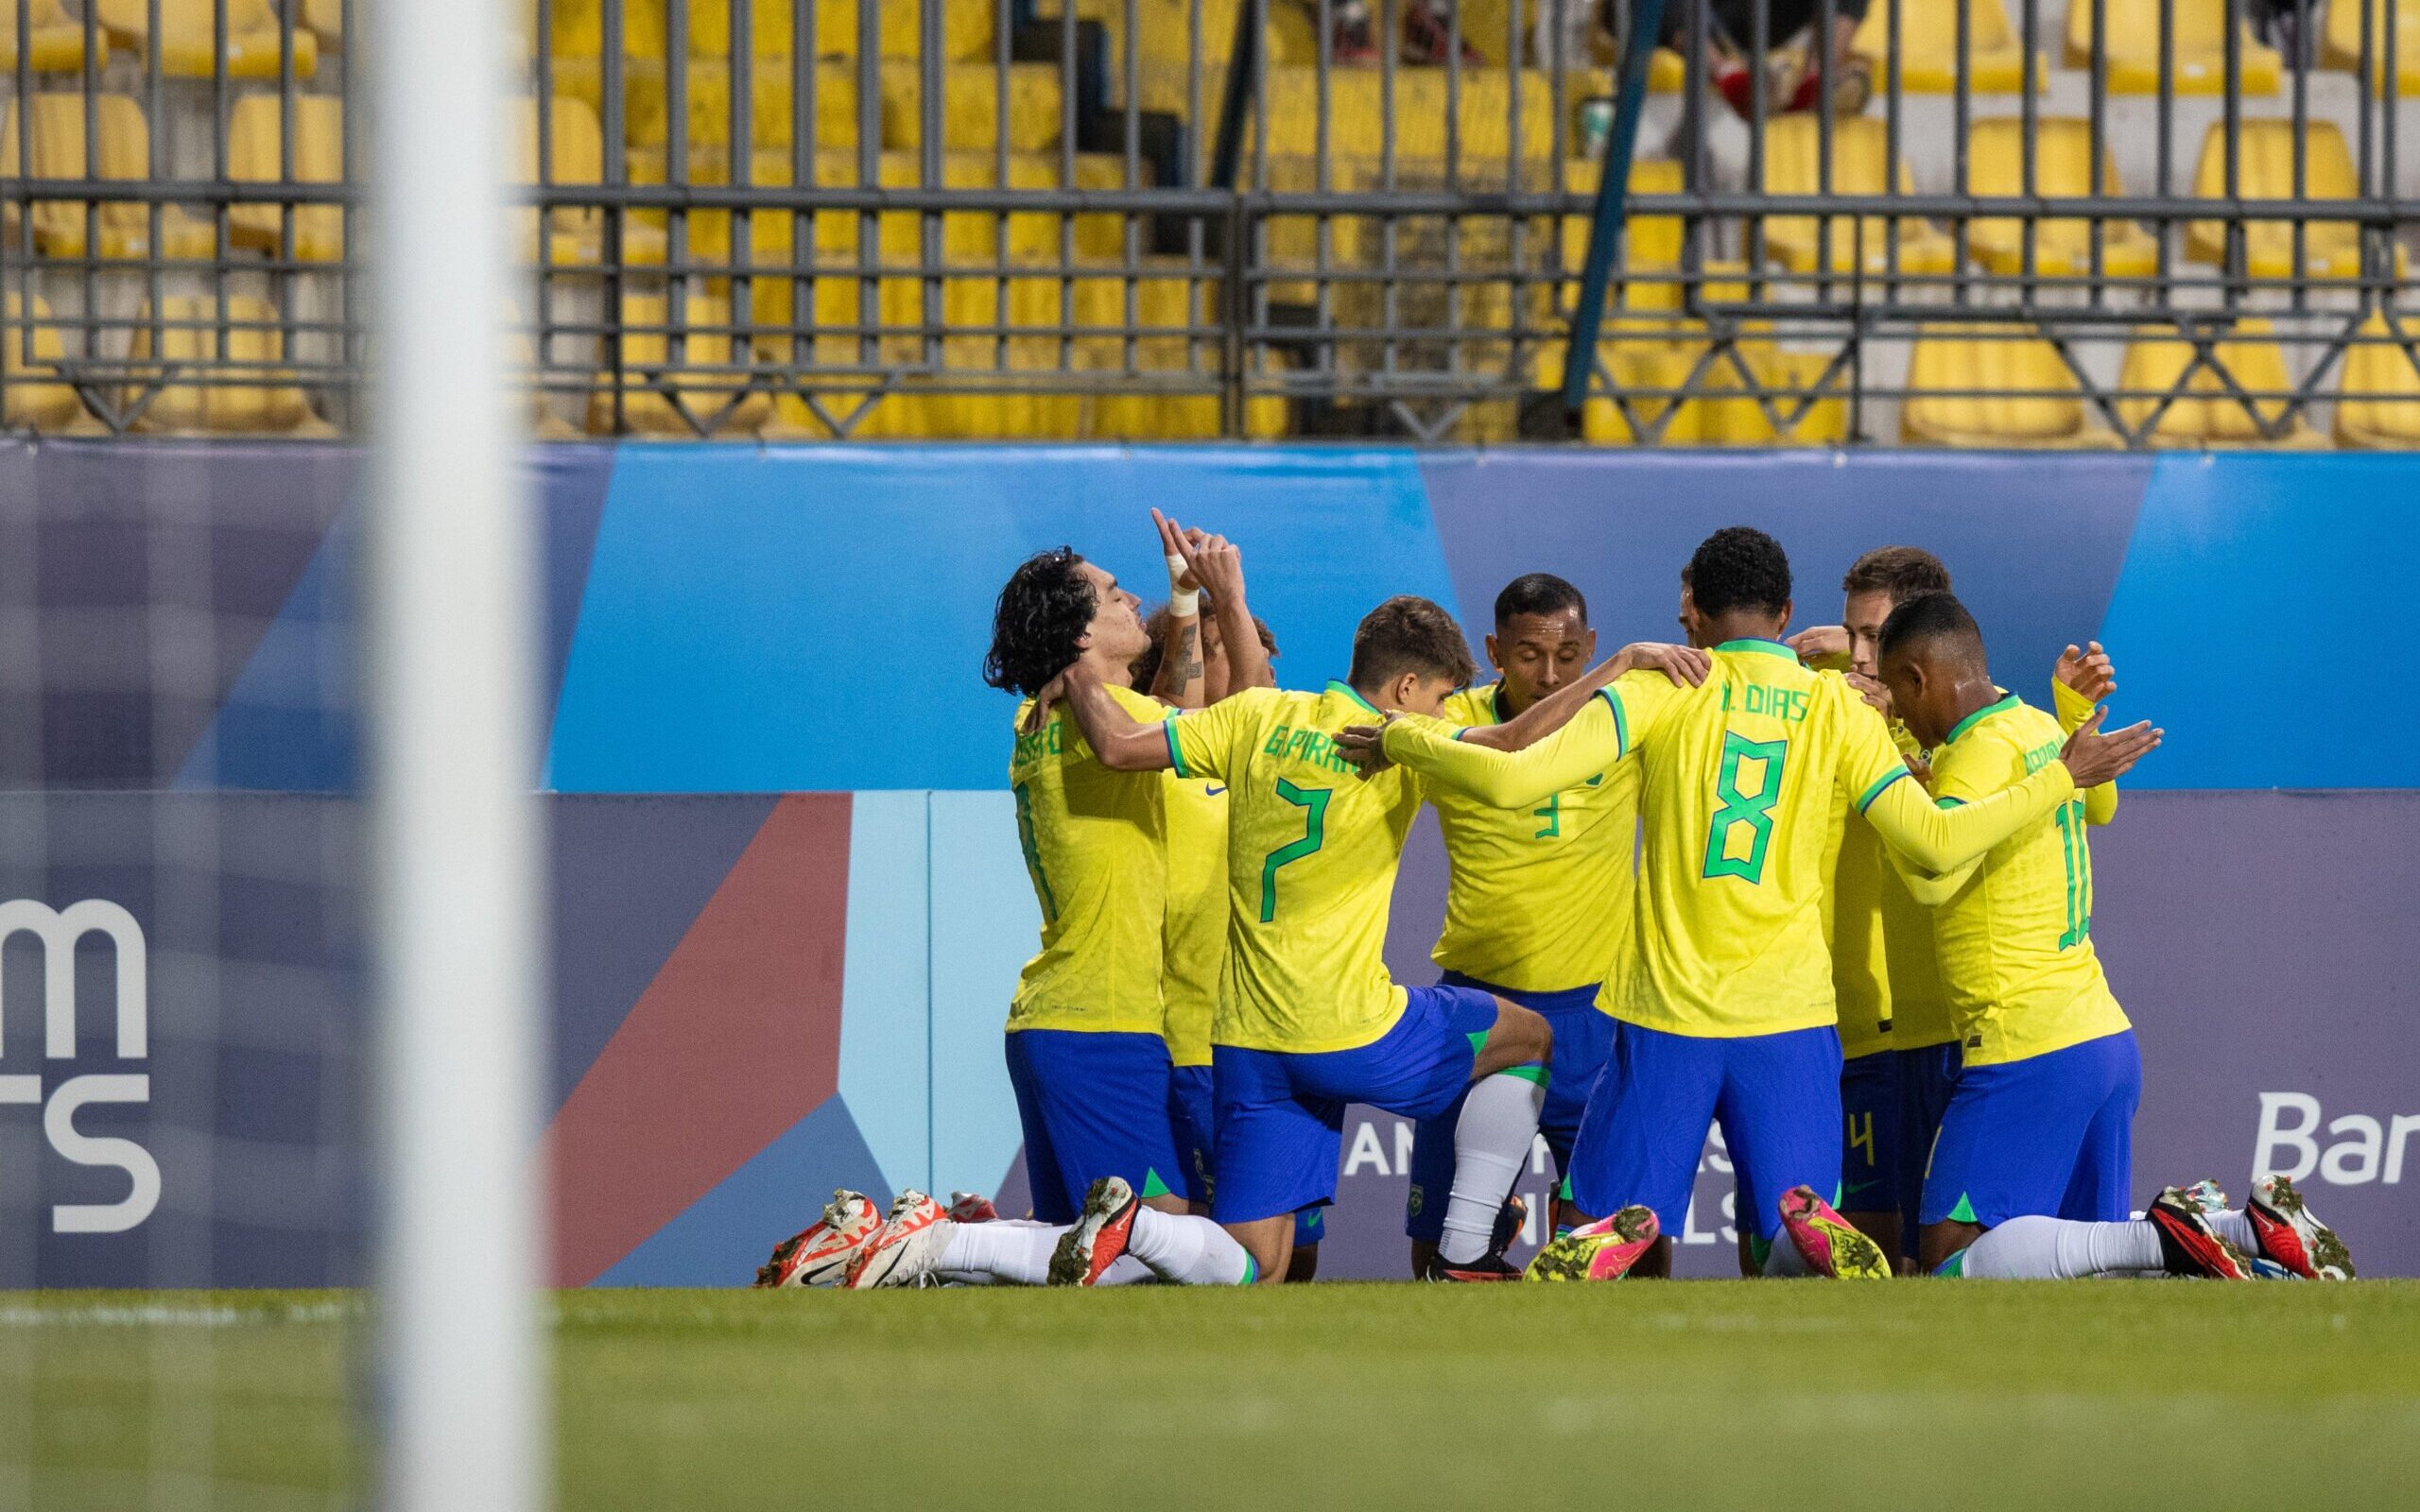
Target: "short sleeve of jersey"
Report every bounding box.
[1833,687,1915,815]
[1165,685,1257,782]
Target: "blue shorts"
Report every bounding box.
[1005,1028,1195,1226]
[1211,984,1499,1225]
[1565,1019,1843,1243]
[1895,1040,1962,1245]
[1171,1063,1217,1205]
[1919,1029,2139,1230]
[1839,1049,1902,1218]
[1405,974,1607,1243]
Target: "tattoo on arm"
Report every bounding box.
[1173,625,1203,689]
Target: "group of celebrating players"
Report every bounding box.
[756,515,2358,1291]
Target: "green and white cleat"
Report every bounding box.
[2246,1175,2354,1280]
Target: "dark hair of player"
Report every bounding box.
[1686,526,1792,618]
[1841,545,1952,602]
[1348,595,1477,692]
[1493,572,1588,628]
[1129,604,1278,692]
[983,546,1095,697]
[1877,590,1986,663]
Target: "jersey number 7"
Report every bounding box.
[1259,779,1329,922]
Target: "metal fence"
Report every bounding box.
[5,0,2420,445]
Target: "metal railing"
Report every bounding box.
[4,0,2419,444]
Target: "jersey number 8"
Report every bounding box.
[1703,731,1789,885]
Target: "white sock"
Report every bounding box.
[937,1220,1057,1285]
[2208,1210,2259,1254]
[1955,1214,2166,1279]
[1761,1233,1813,1278]
[1124,1206,1253,1285]
[1438,1068,1547,1264]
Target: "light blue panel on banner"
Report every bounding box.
[839,791,932,1197]
[2100,453,2420,788]
[547,444,1458,792]
[926,790,1038,1195]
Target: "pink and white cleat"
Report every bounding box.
[1047,1177,1142,1286]
[1525,1205,1660,1282]
[844,1191,956,1289]
[1779,1185,1893,1280]
[753,1189,883,1288]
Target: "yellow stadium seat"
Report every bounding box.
[550,0,992,64]
[2323,0,2420,93]
[546,54,862,151]
[229,94,347,261]
[2063,0,2277,94]
[1901,323,2118,446]
[94,0,319,78]
[2334,312,2420,446]
[2185,119,2384,280]
[1853,0,2045,93]
[2,293,93,431]
[300,0,342,43]
[0,95,216,260]
[590,291,772,437]
[1558,157,1685,276]
[1,0,105,72]
[1967,117,2158,278]
[1757,116,1955,276]
[509,95,668,267]
[880,60,1066,153]
[125,296,332,436]
[2116,319,2319,445]
[1264,67,1560,166]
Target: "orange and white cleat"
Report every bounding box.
[946,1191,1000,1224]
[1047,1176,1141,1286]
[1779,1185,1893,1280]
[1525,1205,1659,1282]
[2148,1185,2255,1280]
[2246,1174,2354,1280]
[844,1190,955,1289]
[753,1189,882,1288]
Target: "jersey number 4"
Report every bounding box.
[1703,732,1788,885]
[1259,779,1329,922]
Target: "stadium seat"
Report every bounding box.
[93,0,319,78]
[880,61,1067,153]
[2185,119,2381,280]
[1852,0,2045,93]
[300,0,342,44]
[229,94,346,261]
[2322,0,2420,93]
[0,94,216,260]
[547,54,862,152]
[509,95,668,267]
[2333,311,2420,446]
[1264,67,1560,167]
[0,0,105,72]
[544,0,992,64]
[2116,318,2321,445]
[589,290,772,437]
[1966,117,2158,278]
[2063,0,2278,94]
[124,295,333,435]
[1560,157,1685,277]
[1901,323,2118,446]
[1756,116,1955,276]
[1,293,95,432]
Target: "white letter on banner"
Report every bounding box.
[2386,1115,2420,1185]
[44,1074,159,1234]
[2320,1114,2383,1185]
[0,900,148,1060]
[2252,1092,2322,1185]
[1342,1120,1390,1177]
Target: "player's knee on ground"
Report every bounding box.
[1224,1214,1294,1284]
[1475,1000,1552,1075]
[1919,1219,1982,1275]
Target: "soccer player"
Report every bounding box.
[1406,573,1635,1280]
[1057,595,1708,1282]
[1351,528,2162,1281]
[1789,549,2128,1267]
[799,530,1266,1289]
[1872,593,2353,1281]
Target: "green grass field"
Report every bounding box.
[4,1282,2416,1510]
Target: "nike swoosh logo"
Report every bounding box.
[1203,786,1226,797]
[1842,1180,1882,1197]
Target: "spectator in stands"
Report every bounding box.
[1328,0,1486,65]
[1545,0,1871,116]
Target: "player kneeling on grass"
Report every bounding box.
[1059,596,1711,1282]
[1873,593,2353,1282]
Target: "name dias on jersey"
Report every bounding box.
[1719,683,1810,723]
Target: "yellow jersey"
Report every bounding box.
[1829,719,1954,1059]
[1429,683,1638,997]
[1924,692,2130,1067]
[1160,773,1228,1068]
[1004,680,1168,1037]
[1381,640,2081,1040]
[1166,681,1424,1054]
